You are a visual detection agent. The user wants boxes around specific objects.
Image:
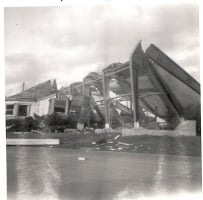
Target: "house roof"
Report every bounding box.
[6,80,57,102]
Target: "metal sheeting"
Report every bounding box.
[152,62,200,119]
[59,41,200,130]
[145,44,200,122]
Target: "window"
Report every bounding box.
[54,100,66,113]
[18,105,28,116]
[54,107,65,113]
[6,104,14,115]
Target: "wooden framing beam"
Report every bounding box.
[83,77,102,85]
[106,93,131,100]
[115,102,132,114]
[90,102,105,122]
[103,66,130,77]
[65,99,69,116]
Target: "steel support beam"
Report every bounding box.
[102,72,110,128]
[130,59,139,128]
[129,41,145,128]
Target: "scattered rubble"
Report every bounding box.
[96,138,107,145]
[78,157,86,161]
[6,130,201,156]
[114,135,120,140]
[31,130,46,135]
[117,142,131,146]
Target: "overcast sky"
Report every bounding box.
[4,3,199,96]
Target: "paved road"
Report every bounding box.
[7,147,201,200]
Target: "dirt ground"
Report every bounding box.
[6,131,201,156]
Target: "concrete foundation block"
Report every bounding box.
[77,123,84,131]
[122,120,197,137]
[175,120,196,136]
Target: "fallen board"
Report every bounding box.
[7,139,59,145]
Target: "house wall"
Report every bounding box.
[6,94,56,118]
[37,97,50,116]
[29,102,38,116]
[30,95,56,116]
[29,99,49,116]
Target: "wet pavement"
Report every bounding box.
[7,147,201,200]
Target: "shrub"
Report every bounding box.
[6,117,39,132]
[44,113,77,131]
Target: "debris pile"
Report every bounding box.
[92,134,136,152]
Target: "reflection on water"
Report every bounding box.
[7,147,202,200]
[16,147,61,200]
[113,190,203,200]
[152,139,166,193]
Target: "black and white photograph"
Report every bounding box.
[1,0,202,199]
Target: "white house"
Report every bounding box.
[5,80,69,119]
